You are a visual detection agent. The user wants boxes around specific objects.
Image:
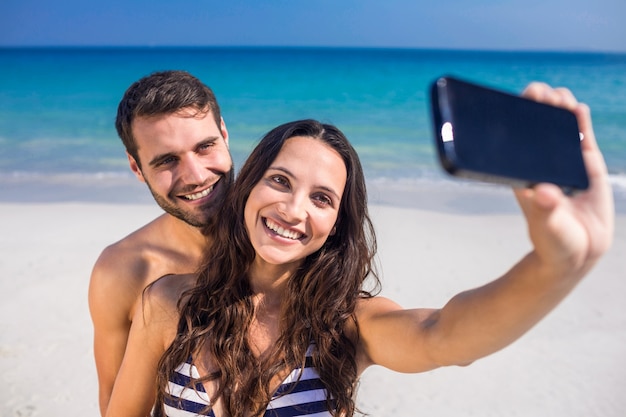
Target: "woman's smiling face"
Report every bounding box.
[244,136,347,268]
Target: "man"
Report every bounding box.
[88,70,234,416]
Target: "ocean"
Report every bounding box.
[1,47,625,205]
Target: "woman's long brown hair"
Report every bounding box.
[154,120,380,416]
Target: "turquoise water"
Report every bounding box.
[1,47,625,200]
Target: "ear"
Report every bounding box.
[330,226,337,236]
[220,117,229,148]
[127,152,146,183]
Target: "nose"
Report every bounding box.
[179,154,209,185]
[279,192,308,223]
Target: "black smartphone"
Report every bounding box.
[429,76,589,192]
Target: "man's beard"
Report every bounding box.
[146,166,234,228]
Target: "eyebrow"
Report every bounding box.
[269,166,342,200]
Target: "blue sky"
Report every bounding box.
[1,0,625,52]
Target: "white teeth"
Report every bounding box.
[264,218,303,240]
[183,186,213,201]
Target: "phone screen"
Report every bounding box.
[430,76,589,192]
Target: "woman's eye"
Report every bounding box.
[270,175,289,187]
[313,194,333,207]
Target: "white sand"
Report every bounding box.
[1,195,625,416]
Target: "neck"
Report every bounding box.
[248,259,299,307]
[247,263,293,357]
[163,213,209,259]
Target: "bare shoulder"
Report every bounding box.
[145,273,197,304]
[140,273,197,324]
[91,214,171,280]
[355,296,437,320]
[355,295,403,320]
[88,215,171,321]
[351,296,404,372]
[353,296,442,374]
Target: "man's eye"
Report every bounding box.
[198,139,218,153]
[156,156,176,167]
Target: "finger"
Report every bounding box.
[573,102,611,182]
[522,83,579,110]
[515,184,562,211]
[521,82,551,101]
[551,87,578,111]
[532,183,565,209]
[573,103,597,152]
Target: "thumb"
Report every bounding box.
[514,183,564,217]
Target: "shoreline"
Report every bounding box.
[2,173,625,214]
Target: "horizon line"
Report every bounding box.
[1,44,625,55]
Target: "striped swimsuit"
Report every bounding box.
[164,347,333,417]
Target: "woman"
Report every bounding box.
[106,83,614,417]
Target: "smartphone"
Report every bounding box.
[429,76,589,192]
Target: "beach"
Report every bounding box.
[1,183,624,417]
[1,46,625,416]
